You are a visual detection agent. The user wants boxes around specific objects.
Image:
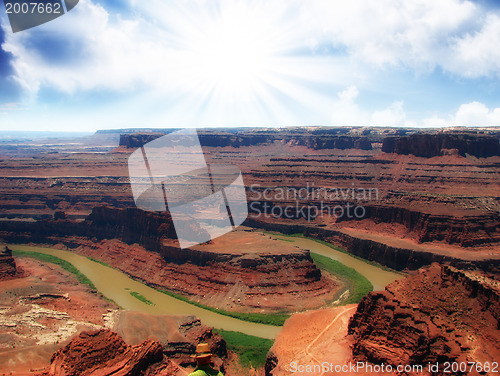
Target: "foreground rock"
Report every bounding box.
[382,132,500,158]
[43,329,164,376]
[112,311,226,367]
[0,257,117,373]
[349,263,500,373]
[38,314,228,376]
[266,263,500,376]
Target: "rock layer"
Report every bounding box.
[45,329,163,376]
[70,236,340,312]
[0,207,341,312]
[348,264,500,371]
[113,312,226,367]
[382,132,500,158]
[265,264,500,376]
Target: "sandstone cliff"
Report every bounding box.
[0,208,340,313]
[284,135,372,150]
[382,132,500,158]
[245,218,500,273]
[337,204,500,247]
[118,130,373,150]
[44,329,164,376]
[348,264,500,372]
[265,264,500,376]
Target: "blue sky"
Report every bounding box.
[1,0,500,131]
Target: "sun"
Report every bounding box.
[145,0,339,126]
[185,2,278,97]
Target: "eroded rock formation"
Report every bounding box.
[113,312,226,367]
[382,132,500,158]
[0,208,341,312]
[44,329,163,376]
[265,264,500,376]
[348,264,500,371]
[118,129,374,150]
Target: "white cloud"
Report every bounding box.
[302,0,500,77]
[3,0,500,99]
[330,85,367,124]
[406,101,500,127]
[454,101,500,125]
[331,86,409,126]
[331,88,500,127]
[446,14,500,78]
[2,0,500,130]
[422,115,449,128]
[2,0,181,94]
[371,101,406,126]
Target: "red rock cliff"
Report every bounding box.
[45,329,163,376]
[348,264,500,372]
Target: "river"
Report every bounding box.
[8,236,402,339]
[268,234,403,291]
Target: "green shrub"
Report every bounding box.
[129,291,155,305]
[214,328,273,369]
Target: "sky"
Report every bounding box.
[1,0,500,131]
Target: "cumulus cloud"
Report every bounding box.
[407,101,500,127]
[2,0,500,129]
[331,86,409,126]
[371,101,407,126]
[331,87,500,127]
[447,14,500,77]
[3,0,500,98]
[1,0,196,95]
[302,0,500,77]
[330,86,366,124]
[454,101,500,125]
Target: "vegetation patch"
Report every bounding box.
[307,238,403,273]
[214,328,273,369]
[157,289,290,326]
[310,252,373,304]
[87,257,112,268]
[269,232,403,274]
[129,291,155,306]
[12,250,97,290]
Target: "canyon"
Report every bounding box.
[0,126,499,374]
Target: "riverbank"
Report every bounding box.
[7,233,402,338]
[9,245,282,339]
[266,232,404,291]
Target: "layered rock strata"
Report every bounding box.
[265,264,500,376]
[382,132,500,158]
[112,311,226,367]
[348,264,500,371]
[44,329,164,376]
[245,218,500,273]
[0,207,340,312]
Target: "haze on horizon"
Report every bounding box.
[1,0,500,132]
